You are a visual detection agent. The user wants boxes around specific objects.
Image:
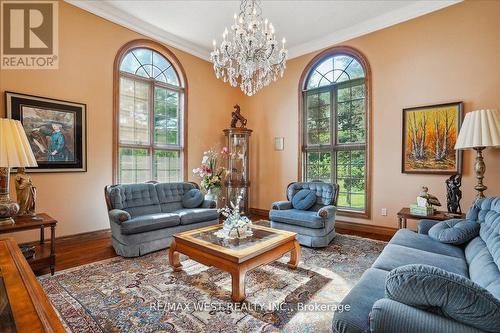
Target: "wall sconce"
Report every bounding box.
[274,137,284,151]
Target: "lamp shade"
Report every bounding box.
[0,119,37,167]
[455,109,500,150]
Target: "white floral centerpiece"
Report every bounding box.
[215,196,253,240]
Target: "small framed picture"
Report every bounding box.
[5,91,87,172]
[402,102,462,174]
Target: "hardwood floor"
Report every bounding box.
[29,214,390,276]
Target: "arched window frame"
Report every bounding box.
[298,46,371,218]
[113,39,188,184]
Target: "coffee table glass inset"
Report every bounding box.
[190,227,280,250]
[169,223,301,302]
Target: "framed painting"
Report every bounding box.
[402,102,463,174]
[5,92,87,172]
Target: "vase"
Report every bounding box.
[205,188,218,204]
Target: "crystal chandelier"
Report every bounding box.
[210,0,288,96]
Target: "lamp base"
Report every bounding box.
[0,167,20,224]
[473,147,487,200]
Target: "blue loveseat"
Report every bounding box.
[104,182,219,257]
[333,197,500,333]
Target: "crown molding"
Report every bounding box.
[286,0,461,58]
[66,0,461,61]
[65,0,210,59]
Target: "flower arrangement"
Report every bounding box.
[215,196,253,239]
[192,147,229,191]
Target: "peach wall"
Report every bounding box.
[243,0,500,229]
[0,1,243,242]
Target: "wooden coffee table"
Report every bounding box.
[169,223,300,302]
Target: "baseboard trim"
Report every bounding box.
[335,220,396,237]
[249,208,269,217]
[249,207,397,237]
[21,228,111,246]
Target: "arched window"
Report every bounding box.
[300,47,370,217]
[114,40,187,184]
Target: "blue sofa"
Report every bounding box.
[269,182,339,248]
[333,197,500,333]
[104,182,219,257]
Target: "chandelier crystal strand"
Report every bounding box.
[210,0,288,96]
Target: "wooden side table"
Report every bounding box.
[0,213,57,275]
[397,208,466,229]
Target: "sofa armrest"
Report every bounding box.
[370,298,484,333]
[417,219,441,234]
[271,201,292,210]
[317,205,337,219]
[200,199,217,209]
[108,209,131,223]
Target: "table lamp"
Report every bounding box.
[0,119,38,225]
[454,109,500,199]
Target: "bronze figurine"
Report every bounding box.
[15,168,37,216]
[446,174,462,214]
[230,104,247,128]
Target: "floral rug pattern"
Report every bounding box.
[39,232,385,333]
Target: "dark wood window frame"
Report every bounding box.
[113,39,188,184]
[298,46,372,219]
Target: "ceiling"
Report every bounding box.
[66,0,460,60]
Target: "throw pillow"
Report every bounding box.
[291,189,317,210]
[386,264,500,333]
[182,189,204,208]
[428,219,480,245]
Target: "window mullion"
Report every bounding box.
[331,86,337,185]
[149,81,155,181]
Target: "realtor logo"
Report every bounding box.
[1,1,58,69]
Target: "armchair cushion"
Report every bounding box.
[271,201,292,210]
[428,219,480,245]
[181,189,204,208]
[269,209,326,229]
[109,209,131,223]
[291,189,317,210]
[385,264,500,333]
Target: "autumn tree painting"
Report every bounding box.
[402,103,462,174]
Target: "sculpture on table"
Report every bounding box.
[418,186,441,208]
[230,104,247,128]
[15,168,37,216]
[446,174,462,214]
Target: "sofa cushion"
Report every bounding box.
[108,183,160,210]
[332,268,388,333]
[291,189,317,210]
[429,219,480,245]
[465,236,500,298]
[389,229,465,259]
[182,189,204,208]
[269,208,325,229]
[174,208,219,225]
[371,244,469,277]
[385,264,500,333]
[156,182,195,203]
[121,213,180,235]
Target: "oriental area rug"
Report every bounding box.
[39,233,386,333]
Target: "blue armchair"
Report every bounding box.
[269,182,339,247]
